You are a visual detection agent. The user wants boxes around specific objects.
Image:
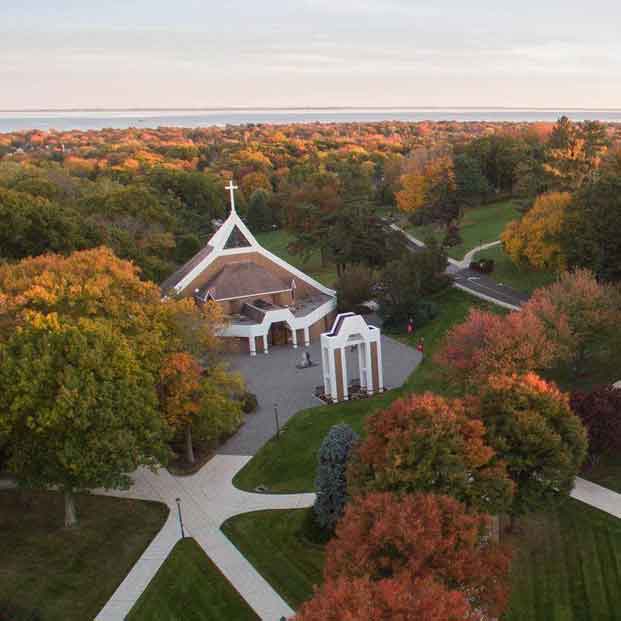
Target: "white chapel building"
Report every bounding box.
[161,182,337,355]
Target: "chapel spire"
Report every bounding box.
[225,180,238,214]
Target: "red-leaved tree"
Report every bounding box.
[296,492,511,621]
[436,308,558,390]
[570,385,621,457]
[296,574,470,621]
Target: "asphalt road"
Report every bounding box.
[390,222,530,309]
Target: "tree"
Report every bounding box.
[0,187,100,260]
[348,394,514,515]
[396,153,458,226]
[377,239,450,327]
[561,172,621,282]
[438,271,620,387]
[501,191,571,271]
[454,153,489,207]
[570,386,621,459]
[0,247,224,374]
[307,492,511,620]
[240,171,271,199]
[246,189,273,232]
[476,373,588,515]
[0,320,169,527]
[335,265,375,313]
[158,353,244,465]
[313,424,359,532]
[436,308,558,390]
[296,574,471,621]
[523,269,620,377]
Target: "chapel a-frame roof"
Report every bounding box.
[160,181,336,299]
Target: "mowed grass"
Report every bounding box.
[233,287,502,493]
[0,490,168,621]
[409,200,521,259]
[223,501,621,621]
[477,244,557,295]
[506,500,621,620]
[581,454,621,494]
[255,229,338,287]
[126,538,259,621]
[221,510,325,609]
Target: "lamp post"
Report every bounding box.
[274,404,281,439]
[175,497,185,539]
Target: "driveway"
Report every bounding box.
[219,333,421,455]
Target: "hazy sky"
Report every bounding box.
[2,0,621,109]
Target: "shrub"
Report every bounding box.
[313,424,359,532]
[240,391,258,414]
[442,222,462,247]
[570,386,621,458]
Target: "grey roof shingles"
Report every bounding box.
[201,262,290,301]
[160,245,213,294]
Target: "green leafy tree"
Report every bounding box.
[377,239,450,326]
[0,320,169,527]
[246,189,273,232]
[561,172,621,282]
[476,373,588,516]
[454,153,489,207]
[0,187,99,260]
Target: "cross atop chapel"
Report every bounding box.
[225,180,238,213]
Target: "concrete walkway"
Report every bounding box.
[571,477,621,519]
[96,455,314,621]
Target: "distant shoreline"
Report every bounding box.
[2,107,621,133]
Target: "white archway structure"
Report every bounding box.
[320,313,384,403]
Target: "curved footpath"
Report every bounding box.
[96,335,420,620]
[96,260,621,620]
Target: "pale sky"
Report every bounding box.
[2,0,621,109]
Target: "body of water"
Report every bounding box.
[1,108,621,132]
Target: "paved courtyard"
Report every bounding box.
[219,332,421,455]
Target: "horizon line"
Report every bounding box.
[2,105,621,114]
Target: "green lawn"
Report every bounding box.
[581,454,621,494]
[506,500,621,620]
[409,200,521,260]
[255,229,338,287]
[233,287,502,493]
[223,501,621,621]
[477,244,557,295]
[126,538,259,621]
[0,490,168,621]
[221,510,325,609]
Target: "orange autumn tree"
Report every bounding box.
[0,247,224,372]
[347,393,514,515]
[436,308,558,390]
[297,492,511,621]
[502,191,572,271]
[159,352,244,465]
